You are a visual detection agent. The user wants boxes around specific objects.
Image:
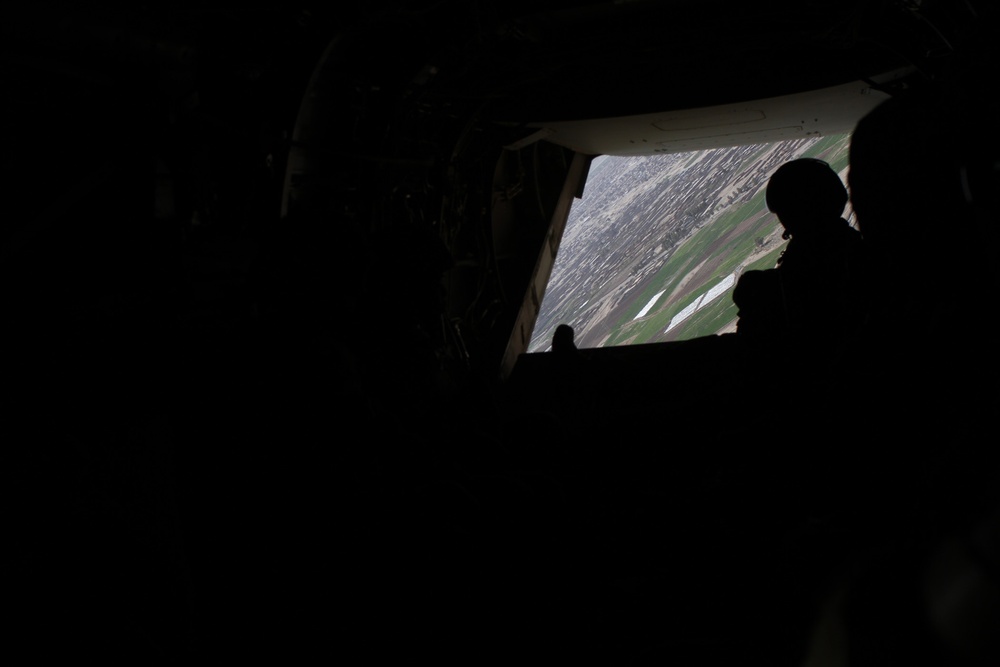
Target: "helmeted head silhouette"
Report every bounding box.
[765,158,848,238]
[848,89,974,256]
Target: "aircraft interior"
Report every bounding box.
[7,0,1000,663]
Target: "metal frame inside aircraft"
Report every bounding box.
[7,1,999,663]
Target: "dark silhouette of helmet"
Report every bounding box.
[765,158,848,234]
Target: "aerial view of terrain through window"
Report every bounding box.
[529,133,853,352]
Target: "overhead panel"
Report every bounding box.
[517,69,913,156]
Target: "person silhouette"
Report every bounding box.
[813,84,1000,596]
[841,85,999,436]
[732,157,867,355]
[551,323,579,355]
